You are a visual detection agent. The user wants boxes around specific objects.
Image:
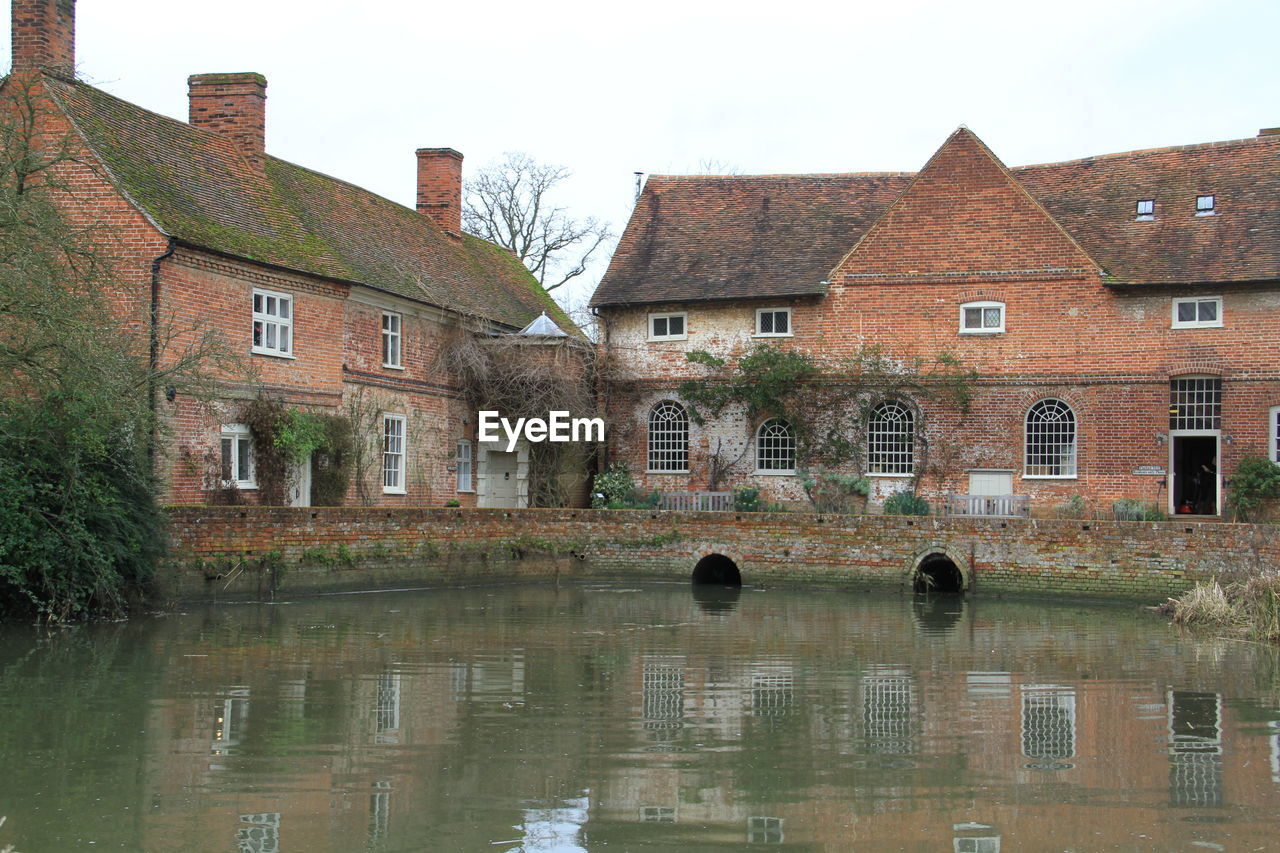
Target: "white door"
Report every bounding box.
[969,471,1013,496]
[287,454,311,507]
[485,450,519,508]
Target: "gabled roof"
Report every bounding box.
[43,75,574,331]
[591,172,913,307]
[592,130,1280,307]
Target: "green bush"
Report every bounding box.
[800,468,870,514]
[1227,455,1280,522]
[592,463,660,509]
[1056,494,1087,519]
[734,487,762,512]
[1112,498,1165,521]
[882,491,930,516]
[0,394,162,621]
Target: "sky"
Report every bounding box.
[7,0,1279,314]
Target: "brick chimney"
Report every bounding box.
[188,73,267,167]
[416,148,463,236]
[11,0,76,79]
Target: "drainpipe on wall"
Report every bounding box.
[147,237,177,471]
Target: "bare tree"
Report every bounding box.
[462,152,613,293]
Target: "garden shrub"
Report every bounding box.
[883,491,930,516]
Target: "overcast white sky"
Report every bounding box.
[8,0,1279,311]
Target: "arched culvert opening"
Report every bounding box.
[692,553,742,587]
[913,552,964,594]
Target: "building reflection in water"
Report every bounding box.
[1168,690,1224,808]
[642,655,685,745]
[863,666,915,756]
[236,812,279,853]
[1020,685,1076,770]
[519,793,589,852]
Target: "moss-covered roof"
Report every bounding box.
[45,75,573,332]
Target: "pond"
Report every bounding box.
[0,583,1278,852]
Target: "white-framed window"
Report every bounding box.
[960,301,1005,334]
[1136,199,1155,220]
[1170,377,1222,430]
[755,418,796,473]
[648,401,689,472]
[382,312,402,368]
[648,312,687,341]
[1271,406,1280,464]
[383,414,406,494]
[754,308,792,337]
[1196,194,1216,216]
[867,401,914,475]
[1172,296,1222,329]
[1024,398,1076,478]
[219,423,256,489]
[252,288,293,357]
[456,439,473,492]
[747,816,783,844]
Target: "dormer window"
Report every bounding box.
[1196,195,1216,216]
[1136,199,1154,221]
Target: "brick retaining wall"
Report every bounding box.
[159,507,1280,603]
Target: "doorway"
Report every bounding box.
[484,450,519,508]
[1171,435,1218,516]
[287,453,311,507]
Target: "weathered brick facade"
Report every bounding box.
[594,127,1280,518]
[159,506,1280,602]
[5,0,579,509]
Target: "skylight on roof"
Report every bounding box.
[1196,195,1216,216]
[1136,199,1154,221]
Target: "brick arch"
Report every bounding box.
[905,546,971,592]
[1165,361,1229,378]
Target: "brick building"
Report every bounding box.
[592,126,1280,517]
[4,0,579,508]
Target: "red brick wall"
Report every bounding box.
[160,506,1280,602]
[597,133,1280,513]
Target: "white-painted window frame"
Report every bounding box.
[959,301,1005,335]
[648,312,688,341]
[754,307,793,337]
[251,288,294,357]
[1196,194,1216,216]
[382,414,406,494]
[647,400,689,473]
[1135,199,1155,221]
[867,401,915,476]
[1024,398,1077,479]
[381,312,403,369]
[219,423,257,489]
[1171,296,1222,329]
[1270,406,1280,464]
[456,439,473,492]
[755,418,796,474]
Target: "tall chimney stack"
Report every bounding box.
[416,148,464,237]
[188,73,268,167]
[11,0,76,79]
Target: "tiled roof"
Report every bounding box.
[591,173,913,306]
[592,132,1280,307]
[46,75,573,331]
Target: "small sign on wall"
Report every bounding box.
[1133,465,1166,476]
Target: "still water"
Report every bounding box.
[1,584,1279,852]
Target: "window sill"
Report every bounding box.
[383,363,405,371]
[647,336,688,343]
[646,469,690,474]
[219,482,258,490]
[754,469,796,476]
[867,472,913,478]
[751,333,794,339]
[1171,323,1223,330]
[959,329,1004,335]
[383,487,407,495]
[1022,474,1078,480]
[457,489,475,494]
[252,347,296,360]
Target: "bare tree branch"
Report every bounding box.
[462,152,614,292]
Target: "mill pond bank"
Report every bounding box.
[159,506,1280,606]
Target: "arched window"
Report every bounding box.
[868,402,914,475]
[756,418,796,473]
[648,401,689,472]
[1025,399,1076,477]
